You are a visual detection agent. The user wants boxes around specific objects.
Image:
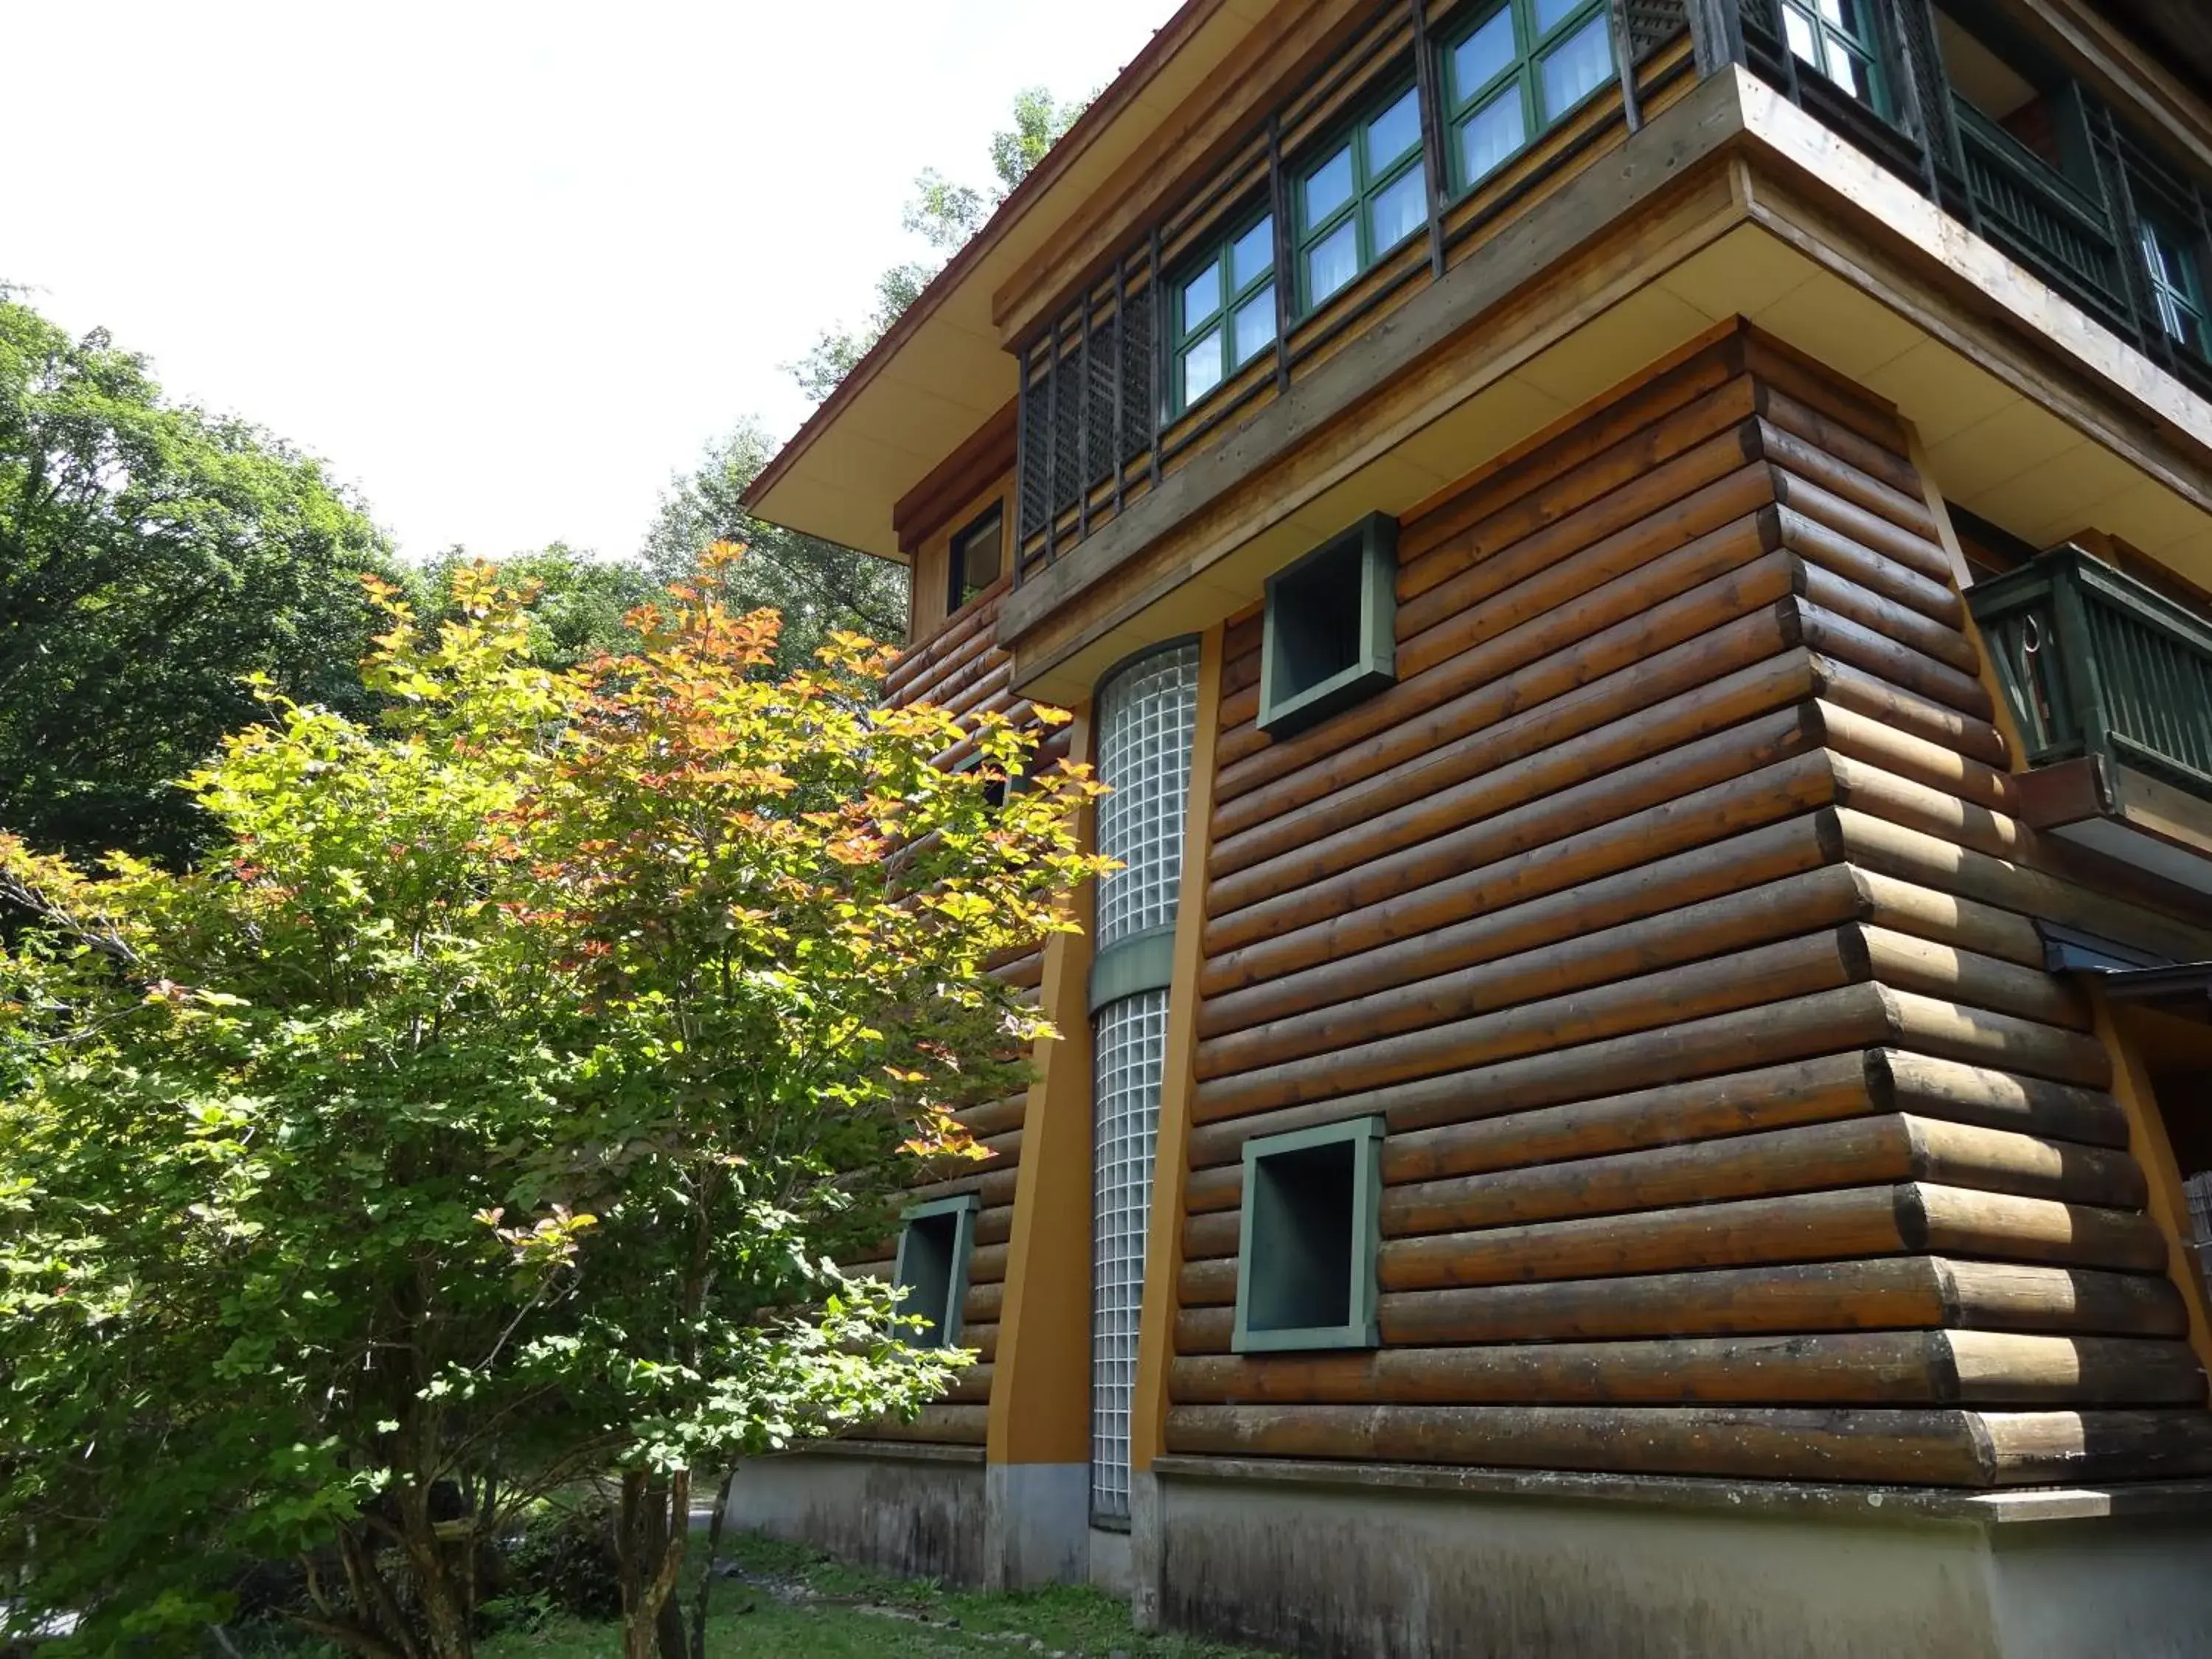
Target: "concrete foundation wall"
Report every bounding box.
[1151,1464,2212,1659]
[725,1443,987,1585]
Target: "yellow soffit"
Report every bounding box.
[740,0,1282,563]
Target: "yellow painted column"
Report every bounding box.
[1130,622,1225,1478]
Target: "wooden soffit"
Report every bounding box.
[740,0,1284,563]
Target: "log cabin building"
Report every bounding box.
[731,0,2212,1651]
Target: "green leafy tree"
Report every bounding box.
[787,88,1088,403]
[0,289,394,869]
[0,556,1106,1658]
[410,543,661,671]
[640,420,908,673]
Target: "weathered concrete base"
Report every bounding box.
[724,1441,987,1585]
[1128,1470,1164,1631]
[1148,1458,2212,1659]
[1087,1523,1132,1597]
[981,1461,1090,1589]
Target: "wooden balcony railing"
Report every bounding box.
[1969,545,2212,801]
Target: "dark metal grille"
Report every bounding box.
[1625,0,1688,62]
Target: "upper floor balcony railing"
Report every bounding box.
[1971,544,2212,802]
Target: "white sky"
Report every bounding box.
[3,0,1178,562]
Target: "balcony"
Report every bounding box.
[1728,0,2212,400]
[1969,545,2212,893]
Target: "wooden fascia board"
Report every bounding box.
[998,66,2212,701]
[996,68,1759,683]
[1728,73,2212,495]
[987,0,1373,348]
[740,0,1235,520]
[892,397,1018,556]
[2012,0,2212,175]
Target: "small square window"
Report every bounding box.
[948,506,1004,615]
[1257,512,1398,738]
[1232,1116,1384,1353]
[893,1193,978,1349]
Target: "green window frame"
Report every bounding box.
[1293,82,1430,316]
[1778,0,1887,114]
[1258,512,1399,737]
[1170,211,1279,413]
[2140,211,2209,361]
[1439,0,1618,196]
[1232,1116,1385,1354]
[893,1192,978,1350]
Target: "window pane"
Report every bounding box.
[1541,15,1613,118]
[1534,0,1584,34]
[1305,219,1359,307]
[1782,4,1817,61]
[1303,145,1354,227]
[957,511,1003,594]
[1232,288,1276,366]
[1458,83,1527,185]
[1367,164,1427,253]
[1819,38,1877,102]
[1366,88,1422,170]
[1182,330,1225,403]
[1231,217,1274,291]
[1450,7,1517,100]
[1180,260,1222,330]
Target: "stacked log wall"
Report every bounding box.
[851,581,1069,1447]
[1163,324,2212,1487]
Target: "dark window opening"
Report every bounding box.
[1234,1116,1382,1352]
[949,506,1005,616]
[894,1196,975,1349]
[1259,513,1399,737]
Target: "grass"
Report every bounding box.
[477,1531,1269,1659]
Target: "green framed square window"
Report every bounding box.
[1439,0,1616,195]
[1294,83,1430,315]
[893,1192,978,1349]
[1171,211,1278,412]
[1257,512,1399,738]
[2140,212,2209,362]
[1232,1116,1385,1353]
[1778,0,1886,114]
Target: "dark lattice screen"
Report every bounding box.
[1624,0,1688,62]
[1119,289,1153,465]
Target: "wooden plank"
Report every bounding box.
[1398,375,1760,597]
[870,1404,990,1446]
[1200,813,1837,1041]
[1835,807,2212,966]
[1877,1050,2128,1147]
[1879,985,2112,1088]
[1812,700,2016,815]
[1749,410,1938,540]
[1978,1410,2212,1485]
[1756,381,1924,503]
[1166,1332,2202,1407]
[1206,692,1825,949]
[1859,925,2090,1031]
[1202,759,1841,1002]
[1192,928,1864,1126]
[1810,655,2008,768]
[1368,1183,2163,1294]
[1197,866,1868,1082]
[1164,1402,1993,1484]
[1793,603,1994,717]
[1399,459,1777,672]
[1215,538,1796,841]
[1786,551,1976,672]
[1174,1259,2187,1353]
[1770,467,1960,597]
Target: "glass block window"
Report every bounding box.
[1441,0,1616,195]
[2140,214,2208,359]
[1171,212,1277,413]
[1295,83,1429,315]
[1094,641,1201,948]
[1091,987,1166,1523]
[1779,0,1885,113]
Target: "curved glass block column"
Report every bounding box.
[1088,640,1200,1525]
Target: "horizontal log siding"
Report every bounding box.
[858,587,1053,1447]
[1165,330,2212,1486]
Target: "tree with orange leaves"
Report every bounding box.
[0,547,1106,1659]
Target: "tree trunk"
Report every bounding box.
[617,1470,693,1659]
[687,1469,740,1659]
